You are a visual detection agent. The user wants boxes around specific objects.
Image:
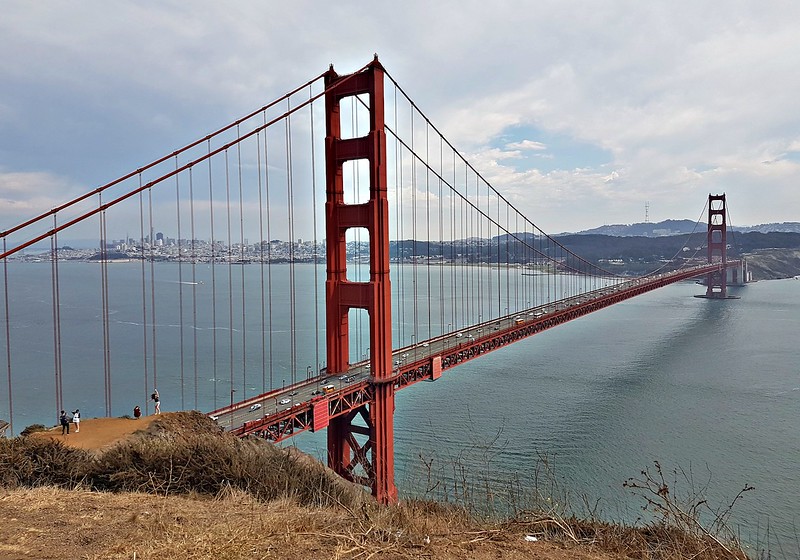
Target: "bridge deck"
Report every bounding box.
[210,262,737,441]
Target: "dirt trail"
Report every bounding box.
[32,415,157,450]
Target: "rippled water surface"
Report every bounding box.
[3,262,798,554]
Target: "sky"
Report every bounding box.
[2,0,800,239]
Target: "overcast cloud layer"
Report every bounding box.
[2,1,799,234]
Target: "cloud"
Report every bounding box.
[0,170,85,228]
[506,140,547,151]
[2,1,800,234]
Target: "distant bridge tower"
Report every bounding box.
[324,57,397,503]
[705,194,728,298]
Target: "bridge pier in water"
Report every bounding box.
[324,57,397,503]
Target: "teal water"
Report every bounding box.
[2,262,798,554]
[297,277,800,555]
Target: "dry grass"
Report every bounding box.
[0,412,751,560]
[1,411,363,509]
[0,485,748,560]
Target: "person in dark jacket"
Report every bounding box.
[59,410,69,435]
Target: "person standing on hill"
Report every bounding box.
[151,389,160,414]
[72,409,80,433]
[59,410,69,435]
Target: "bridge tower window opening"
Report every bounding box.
[339,93,371,141]
[342,158,371,206]
[347,307,370,366]
[345,227,370,283]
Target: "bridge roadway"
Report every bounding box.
[210,261,738,441]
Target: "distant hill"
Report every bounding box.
[571,220,800,237]
[735,222,800,234]
[573,219,699,237]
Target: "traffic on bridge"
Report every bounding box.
[210,259,739,441]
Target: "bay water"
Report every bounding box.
[2,261,798,554]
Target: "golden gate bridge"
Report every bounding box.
[0,57,742,503]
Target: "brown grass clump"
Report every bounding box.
[1,411,364,509]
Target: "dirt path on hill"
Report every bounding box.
[31,415,157,450]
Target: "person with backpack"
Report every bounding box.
[59,410,69,435]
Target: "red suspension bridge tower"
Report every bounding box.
[324,57,397,502]
[705,194,728,298]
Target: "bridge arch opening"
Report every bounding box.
[345,227,370,283]
[338,93,371,140]
[347,307,371,365]
[342,159,371,205]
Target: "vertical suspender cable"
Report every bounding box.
[477,175,483,322]
[224,150,235,404]
[175,157,186,410]
[514,211,519,311]
[189,167,199,409]
[465,164,471,323]
[286,99,297,385]
[50,222,63,417]
[483,181,489,319]
[147,188,158,397]
[411,110,418,346]
[450,151,456,332]
[496,191,501,317]
[264,114,274,391]
[462,164,469,325]
[455,166,460,329]
[2,239,12,434]
[425,121,431,342]
[438,135,444,335]
[396,87,405,347]
[99,195,112,417]
[208,141,219,408]
[236,127,247,398]
[506,203,510,314]
[310,86,321,374]
[462,166,467,325]
[138,185,150,413]
[257,127,267,393]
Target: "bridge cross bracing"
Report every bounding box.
[0,57,741,503]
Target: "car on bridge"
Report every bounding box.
[249,403,262,411]
[279,398,291,405]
